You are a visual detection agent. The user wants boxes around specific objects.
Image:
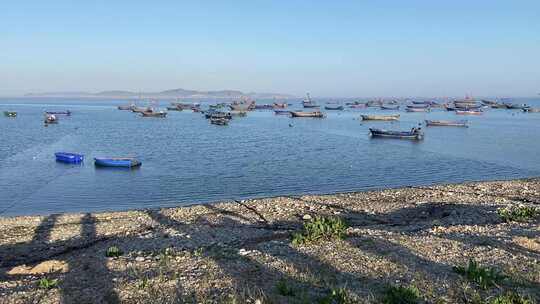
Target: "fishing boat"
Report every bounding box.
[406,104,430,109]
[3,111,17,117]
[491,103,509,109]
[324,105,344,110]
[118,103,135,110]
[166,105,183,111]
[369,127,424,140]
[380,105,399,110]
[406,107,430,112]
[205,111,232,120]
[210,117,229,125]
[141,110,167,117]
[425,120,468,127]
[506,103,528,110]
[366,100,383,107]
[412,101,432,105]
[456,110,482,115]
[229,101,255,111]
[445,106,457,111]
[44,114,58,124]
[45,110,71,116]
[254,104,274,110]
[132,106,150,113]
[302,93,319,108]
[229,110,247,117]
[349,103,367,109]
[94,157,141,168]
[55,152,84,163]
[273,102,288,108]
[290,111,325,118]
[274,110,291,115]
[523,107,540,113]
[360,114,399,121]
[481,99,497,106]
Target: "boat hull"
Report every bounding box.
[55,152,84,163]
[290,111,325,118]
[425,120,468,127]
[369,128,423,140]
[94,158,141,168]
[360,115,399,121]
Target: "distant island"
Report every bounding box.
[25,88,296,99]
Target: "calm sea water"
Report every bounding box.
[1,97,539,216]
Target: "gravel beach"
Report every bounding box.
[0,179,538,303]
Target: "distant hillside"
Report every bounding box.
[25,88,295,99]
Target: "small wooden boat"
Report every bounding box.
[406,107,430,112]
[94,157,141,168]
[412,101,432,105]
[324,105,344,110]
[290,111,325,118]
[3,111,17,117]
[229,110,247,117]
[481,99,497,105]
[44,114,58,124]
[523,107,540,113]
[366,100,383,107]
[361,114,399,121]
[348,104,367,109]
[205,111,232,120]
[456,110,482,115]
[406,104,430,109]
[369,127,424,140]
[491,103,509,109]
[380,105,399,110]
[166,105,183,111]
[132,106,150,113]
[273,102,288,108]
[425,120,468,127]
[118,104,135,110]
[141,111,167,117]
[274,110,291,115]
[210,117,229,125]
[55,152,84,163]
[254,104,274,110]
[454,103,481,110]
[506,103,527,110]
[45,110,71,116]
[229,102,255,111]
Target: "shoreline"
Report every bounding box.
[2,176,537,219]
[0,178,539,303]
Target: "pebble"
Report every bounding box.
[302,214,312,220]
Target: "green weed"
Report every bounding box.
[381,285,421,304]
[498,206,540,222]
[276,278,295,297]
[38,278,58,289]
[489,292,533,304]
[106,245,123,257]
[454,259,506,289]
[318,287,351,304]
[292,217,348,245]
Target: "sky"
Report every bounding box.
[1,0,539,97]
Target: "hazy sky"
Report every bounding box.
[1,1,539,97]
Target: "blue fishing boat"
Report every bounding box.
[55,152,84,163]
[274,110,291,115]
[324,105,344,110]
[94,157,142,168]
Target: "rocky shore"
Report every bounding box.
[0,179,539,303]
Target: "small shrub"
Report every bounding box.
[497,206,540,222]
[489,292,533,304]
[106,245,123,257]
[276,278,295,297]
[38,278,58,289]
[381,285,420,304]
[454,259,505,289]
[318,287,351,304]
[292,217,348,245]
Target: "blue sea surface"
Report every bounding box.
[1,97,539,216]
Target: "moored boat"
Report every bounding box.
[166,105,183,111]
[118,103,135,110]
[55,152,84,163]
[406,107,430,112]
[94,157,141,168]
[360,114,399,121]
[290,111,325,118]
[506,103,527,110]
[302,93,319,108]
[456,110,482,115]
[273,102,288,108]
[274,110,291,115]
[45,110,71,116]
[380,105,399,110]
[229,110,247,117]
[406,104,430,109]
[210,117,229,125]
[369,127,424,140]
[523,107,540,113]
[141,111,167,117]
[44,114,58,124]
[324,105,344,110]
[3,111,17,117]
[425,120,468,127]
[348,103,367,109]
